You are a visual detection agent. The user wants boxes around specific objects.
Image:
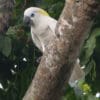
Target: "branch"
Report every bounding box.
[0,0,15,34]
[23,0,100,100]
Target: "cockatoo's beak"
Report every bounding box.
[23,16,32,26]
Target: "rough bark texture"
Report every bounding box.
[23,0,100,100]
[0,0,15,34]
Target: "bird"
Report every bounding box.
[23,7,85,88]
[23,7,57,52]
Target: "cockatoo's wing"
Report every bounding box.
[48,18,57,34]
[31,31,43,52]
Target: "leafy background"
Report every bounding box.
[0,0,100,100]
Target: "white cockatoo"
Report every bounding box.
[24,7,57,52]
[23,7,85,87]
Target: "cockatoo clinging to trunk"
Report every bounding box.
[23,7,85,88]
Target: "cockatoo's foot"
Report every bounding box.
[36,56,42,63]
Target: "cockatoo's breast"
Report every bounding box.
[31,16,57,52]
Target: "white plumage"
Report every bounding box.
[24,7,57,52]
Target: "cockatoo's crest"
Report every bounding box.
[38,9,49,16]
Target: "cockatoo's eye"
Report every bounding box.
[31,13,35,17]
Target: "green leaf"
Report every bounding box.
[6,26,17,35]
[80,28,100,65]
[87,94,97,100]
[85,59,96,76]
[0,35,12,57]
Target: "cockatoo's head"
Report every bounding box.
[23,7,49,27]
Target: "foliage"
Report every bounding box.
[0,0,100,100]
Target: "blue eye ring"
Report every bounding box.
[31,13,35,17]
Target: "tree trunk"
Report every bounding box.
[0,0,15,34]
[23,0,100,100]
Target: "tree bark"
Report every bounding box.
[0,0,15,34]
[23,0,100,100]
